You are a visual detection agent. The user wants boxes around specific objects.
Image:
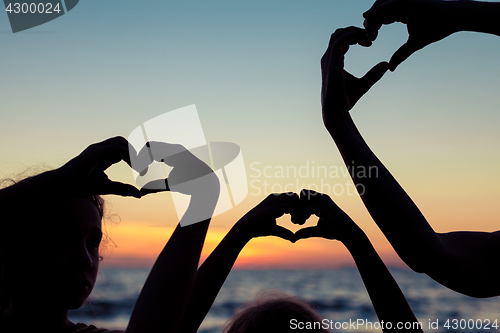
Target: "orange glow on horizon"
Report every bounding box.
[100,221,405,269]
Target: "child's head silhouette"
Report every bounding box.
[0,174,106,316]
[223,290,330,333]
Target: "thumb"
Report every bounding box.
[294,226,322,241]
[139,179,170,196]
[102,181,141,198]
[360,61,390,93]
[389,38,422,71]
[269,225,297,243]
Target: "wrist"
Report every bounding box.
[323,105,351,127]
[338,224,369,250]
[228,221,255,245]
[325,114,356,140]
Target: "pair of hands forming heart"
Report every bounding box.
[56,136,219,203]
[233,190,361,244]
[363,0,462,72]
[320,26,390,132]
[322,0,464,129]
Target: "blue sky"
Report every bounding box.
[1,1,499,256]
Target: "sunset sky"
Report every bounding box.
[1,0,499,269]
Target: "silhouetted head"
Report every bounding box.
[0,178,105,315]
[223,291,330,333]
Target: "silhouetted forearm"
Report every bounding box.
[451,1,500,37]
[179,227,251,333]
[327,113,500,297]
[341,228,423,332]
[327,113,442,272]
[126,220,210,333]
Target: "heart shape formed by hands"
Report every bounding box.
[250,190,357,244]
[363,0,459,72]
[62,136,218,203]
[292,190,358,243]
[130,141,217,198]
[320,26,390,134]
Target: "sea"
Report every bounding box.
[68,267,500,332]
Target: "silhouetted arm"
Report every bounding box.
[125,143,220,333]
[125,220,212,333]
[178,193,298,333]
[363,0,500,70]
[295,190,423,332]
[346,233,423,332]
[321,26,500,297]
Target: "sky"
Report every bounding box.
[1,0,500,269]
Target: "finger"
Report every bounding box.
[299,189,337,219]
[359,61,390,92]
[294,226,322,240]
[289,190,319,225]
[363,0,405,39]
[389,38,422,71]
[127,143,139,170]
[266,192,300,206]
[139,187,168,197]
[146,142,186,162]
[140,178,170,192]
[327,27,358,51]
[139,188,168,197]
[322,27,356,75]
[363,0,389,36]
[267,202,302,221]
[323,28,369,100]
[93,136,129,148]
[299,189,330,201]
[344,61,389,110]
[323,27,367,64]
[363,0,403,25]
[92,137,137,168]
[297,189,326,221]
[262,193,304,224]
[358,37,373,48]
[290,210,311,225]
[326,28,372,86]
[134,143,154,176]
[83,144,133,173]
[331,28,369,55]
[363,20,381,41]
[134,141,183,176]
[269,225,296,243]
[102,181,141,198]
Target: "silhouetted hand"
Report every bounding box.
[321,27,389,131]
[133,142,220,226]
[294,190,361,243]
[135,142,216,196]
[363,0,459,71]
[57,136,141,198]
[232,193,300,243]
